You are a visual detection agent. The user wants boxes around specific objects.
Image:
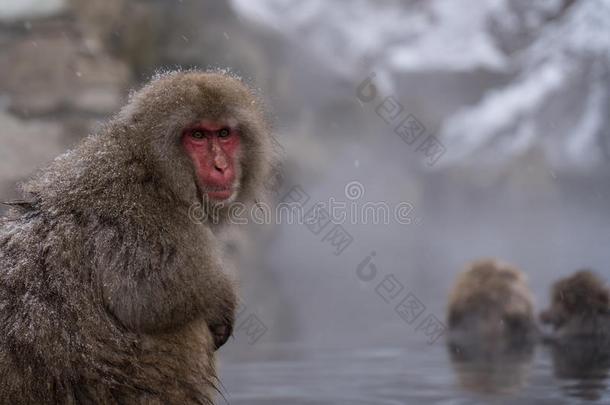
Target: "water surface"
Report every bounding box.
[220,339,610,404]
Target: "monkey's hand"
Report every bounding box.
[210,320,233,350]
[202,274,236,351]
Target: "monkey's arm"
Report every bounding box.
[92,223,236,338]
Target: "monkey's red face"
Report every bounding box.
[182,120,241,202]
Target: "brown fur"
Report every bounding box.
[446,259,537,394]
[0,70,277,404]
[447,259,535,338]
[540,270,610,338]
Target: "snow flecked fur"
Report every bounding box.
[0,70,277,404]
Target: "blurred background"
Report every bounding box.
[1,0,609,403]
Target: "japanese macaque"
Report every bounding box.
[446,259,536,394]
[447,259,536,339]
[540,270,610,338]
[0,70,276,404]
[540,270,610,401]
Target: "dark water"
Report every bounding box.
[220,339,610,404]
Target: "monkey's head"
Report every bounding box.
[540,270,610,328]
[117,70,276,219]
[448,259,535,336]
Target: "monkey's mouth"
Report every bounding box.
[203,186,236,202]
[197,179,240,204]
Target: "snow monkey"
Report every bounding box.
[446,259,537,394]
[540,270,610,400]
[0,70,276,404]
[447,259,536,339]
[540,270,610,338]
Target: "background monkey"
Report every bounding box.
[0,70,276,404]
[446,259,537,394]
[540,270,610,400]
[540,270,610,338]
[447,259,536,338]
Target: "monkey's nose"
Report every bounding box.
[213,154,229,172]
[214,163,227,173]
[207,156,234,186]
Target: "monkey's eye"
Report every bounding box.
[218,128,231,138]
[191,130,205,139]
